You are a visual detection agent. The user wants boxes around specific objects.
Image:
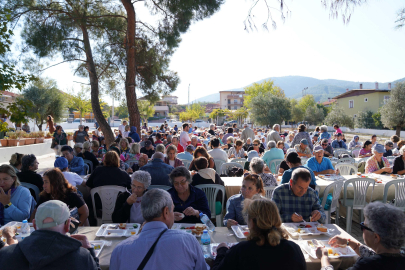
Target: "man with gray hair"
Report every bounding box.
[0,200,100,270]
[140,152,174,186]
[240,123,254,143]
[110,189,208,270]
[272,167,325,223]
[267,124,283,143]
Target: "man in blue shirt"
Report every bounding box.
[61,146,85,175]
[306,145,338,176]
[140,152,174,186]
[110,189,208,270]
[273,168,326,223]
[331,133,347,149]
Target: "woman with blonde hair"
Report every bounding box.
[213,198,306,270]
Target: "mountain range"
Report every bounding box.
[191,76,405,104]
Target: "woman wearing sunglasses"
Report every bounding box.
[316,202,405,270]
[223,173,264,228]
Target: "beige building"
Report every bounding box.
[219,90,245,110]
[333,83,391,119]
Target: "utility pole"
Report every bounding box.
[188,84,190,109]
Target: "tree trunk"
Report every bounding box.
[81,26,115,146]
[396,125,401,137]
[122,0,141,134]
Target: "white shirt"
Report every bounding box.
[118,124,126,135]
[180,131,191,149]
[62,171,84,187]
[208,148,228,162]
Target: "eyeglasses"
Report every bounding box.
[360,222,374,232]
[173,180,188,187]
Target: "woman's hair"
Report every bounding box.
[390,135,400,143]
[0,164,21,188]
[243,173,265,195]
[82,141,91,152]
[298,124,306,132]
[155,144,166,154]
[398,140,405,150]
[194,157,209,170]
[119,138,129,149]
[130,143,141,154]
[333,124,339,128]
[9,153,24,167]
[253,139,261,145]
[131,170,152,190]
[21,154,37,172]
[166,144,177,154]
[41,168,76,200]
[364,202,405,250]
[243,198,288,247]
[169,166,192,184]
[362,140,372,149]
[193,146,212,161]
[91,140,99,148]
[249,157,264,174]
[104,151,120,167]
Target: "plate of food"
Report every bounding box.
[282,223,332,238]
[172,223,207,237]
[210,243,239,258]
[89,240,105,257]
[299,240,357,259]
[231,225,249,238]
[96,223,141,237]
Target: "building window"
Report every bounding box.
[384,95,390,104]
[349,100,354,108]
[364,98,368,102]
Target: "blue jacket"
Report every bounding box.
[331,140,347,149]
[140,159,174,186]
[129,126,140,142]
[4,186,34,224]
[69,156,85,175]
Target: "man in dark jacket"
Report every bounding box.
[0,200,100,270]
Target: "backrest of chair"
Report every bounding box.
[180,159,191,169]
[195,184,225,216]
[322,180,344,212]
[383,179,405,209]
[148,185,172,191]
[336,163,358,175]
[214,160,225,173]
[337,157,355,164]
[90,185,126,223]
[220,162,243,176]
[83,159,93,174]
[230,158,247,166]
[269,159,284,174]
[351,149,361,158]
[334,149,351,158]
[264,186,277,199]
[20,182,40,202]
[344,178,375,209]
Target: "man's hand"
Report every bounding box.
[310,210,321,222]
[226,219,238,229]
[126,193,137,205]
[291,213,304,223]
[183,207,199,217]
[71,234,91,249]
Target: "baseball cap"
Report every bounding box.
[74,143,83,149]
[300,139,309,145]
[247,150,259,162]
[186,145,195,151]
[373,144,386,154]
[313,145,323,152]
[35,200,70,229]
[144,140,152,147]
[54,157,68,170]
[384,140,394,147]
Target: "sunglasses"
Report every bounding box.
[360,222,374,232]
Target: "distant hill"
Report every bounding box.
[192,76,405,103]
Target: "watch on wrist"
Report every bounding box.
[4,202,12,209]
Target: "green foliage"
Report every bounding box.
[324,105,354,129]
[244,80,285,109]
[380,82,405,135]
[250,94,291,127]
[304,106,325,125]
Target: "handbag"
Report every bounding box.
[137,228,168,270]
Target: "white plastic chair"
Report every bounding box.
[220,162,244,176]
[264,186,277,199]
[148,185,172,191]
[334,149,351,158]
[382,179,405,210]
[180,159,191,169]
[337,157,355,164]
[230,158,247,166]
[320,180,345,224]
[90,185,126,226]
[339,178,375,234]
[335,163,358,175]
[195,184,226,227]
[214,159,226,173]
[269,159,284,174]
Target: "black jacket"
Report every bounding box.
[392,155,405,174]
[0,230,100,270]
[112,191,131,223]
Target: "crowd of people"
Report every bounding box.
[0,120,404,270]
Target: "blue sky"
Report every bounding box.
[36,0,405,105]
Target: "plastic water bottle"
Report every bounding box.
[201,230,211,245]
[199,213,215,232]
[21,220,30,239]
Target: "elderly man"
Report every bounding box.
[331,133,347,149]
[140,152,174,186]
[294,139,312,158]
[0,200,100,270]
[262,140,284,173]
[73,125,89,143]
[140,140,155,158]
[383,140,394,157]
[320,139,333,157]
[180,123,191,149]
[61,146,86,175]
[208,138,228,162]
[110,189,208,270]
[306,145,338,176]
[166,135,184,153]
[208,124,216,136]
[240,123,254,143]
[272,168,326,223]
[267,124,283,143]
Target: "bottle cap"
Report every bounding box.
[203,230,208,234]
